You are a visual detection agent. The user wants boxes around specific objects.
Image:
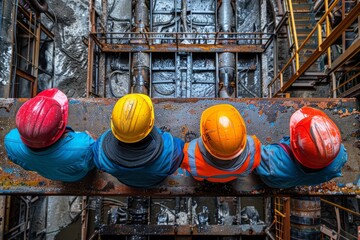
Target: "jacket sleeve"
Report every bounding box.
[168,137,185,174]
[80,131,96,171]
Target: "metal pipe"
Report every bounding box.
[134,0,149,32]
[218,52,235,97]
[131,52,150,94]
[218,0,234,33]
[131,0,150,94]
[28,0,48,13]
[181,0,189,33]
[218,0,235,98]
[180,0,191,44]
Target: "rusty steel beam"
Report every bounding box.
[97,42,265,53]
[339,82,360,97]
[86,0,96,98]
[15,69,35,83]
[100,224,266,236]
[0,98,359,196]
[272,3,360,97]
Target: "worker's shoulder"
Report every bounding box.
[64,130,96,145]
[4,128,21,142]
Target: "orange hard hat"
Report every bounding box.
[200,104,247,160]
[16,88,68,148]
[290,107,341,169]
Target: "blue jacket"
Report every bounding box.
[93,127,184,188]
[255,137,347,188]
[4,127,95,182]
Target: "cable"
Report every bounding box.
[108,69,129,98]
[152,202,177,217]
[103,197,127,206]
[47,4,57,27]
[153,15,178,27]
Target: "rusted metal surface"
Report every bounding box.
[90,31,269,53]
[100,224,266,236]
[0,98,359,195]
[97,41,266,53]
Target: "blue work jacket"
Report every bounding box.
[255,137,347,188]
[4,127,95,182]
[93,128,184,188]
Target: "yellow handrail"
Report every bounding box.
[268,0,341,97]
[286,0,299,73]
[325,0,332,68]
[321,198,360,217]
[275,209,286,218]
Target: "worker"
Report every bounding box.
[4,88,95,182]
[181,104,261,183]
[92,93,184,188]
[255,106,348,188]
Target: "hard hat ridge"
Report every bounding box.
[111,93,155,143]
[200,104,247,160]
[290,107,341,169]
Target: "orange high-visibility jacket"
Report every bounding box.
[181,135,261,183]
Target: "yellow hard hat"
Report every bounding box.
[111,93,155,143]
[200,104,247,160]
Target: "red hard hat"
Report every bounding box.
[16,88,68,148]
[290,107,341,169]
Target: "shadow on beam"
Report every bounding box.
[0,98,359,195]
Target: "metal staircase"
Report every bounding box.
[268,0,360,98]
[290,0,325,89]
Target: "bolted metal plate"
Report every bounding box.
[0,98,359,195]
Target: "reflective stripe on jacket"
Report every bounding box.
[255,137,348,188]
[181,135,261,183]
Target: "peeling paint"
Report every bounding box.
[0,98,359,195]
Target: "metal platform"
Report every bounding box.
[0,98,359,195]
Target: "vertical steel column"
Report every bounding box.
[98,0,107,97]
[86,0,95,97]
[0,0,14,97]
[81,196,88,240]
[32,12,41,97]
[131,0,150,95]
[186,53,192,98]
[218,0,236,98]
[0,196,6,239]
